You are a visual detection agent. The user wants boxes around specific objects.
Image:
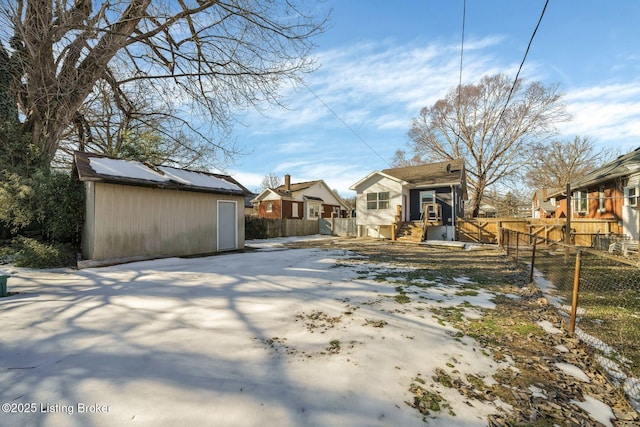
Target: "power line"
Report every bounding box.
[301,81,392,168]
[455,0,467,145]
[457,0,466,106]
[493,0,550,134]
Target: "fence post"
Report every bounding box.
[529,237,537,283]
[515,231,519,263]
[569,250,582,335]
[505,229,510,256]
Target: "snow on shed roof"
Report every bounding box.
[75,151,249,195]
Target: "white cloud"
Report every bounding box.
[559,81,640,145]
[239,36,518,136]
[228,170,264,192]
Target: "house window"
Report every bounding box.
[572,191,588,213]
[292,203,299,217]
[625,186,638,207]
[266,201,273,213]
[366,192,390,210]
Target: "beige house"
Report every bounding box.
[350,160,467,241]
[75,151,250,263]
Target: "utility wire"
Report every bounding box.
[457,0,466,107]
[492,0,550,135]
[301,81,392,167]
[455,0,467,145]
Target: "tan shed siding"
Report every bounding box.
[82,182,96,260]
[90,183,243,260]
[237,202,245,249]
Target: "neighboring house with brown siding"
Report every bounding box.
[548,147,639,239]
[75,151,250,263]
[251,175,348,220]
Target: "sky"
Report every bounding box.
[226,0,640,196]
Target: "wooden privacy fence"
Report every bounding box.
[457,218,622,246]
[245,217,319,239]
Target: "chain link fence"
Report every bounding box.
[501,228,640,410]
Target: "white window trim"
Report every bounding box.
[624,186,638,207]
[598,186,605,213]
[572,191,588,214]
[366,192,390,210]
[266,201,273,213]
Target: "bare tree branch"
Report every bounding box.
[2,0,327,168]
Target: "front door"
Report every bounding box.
[419,191,437,219]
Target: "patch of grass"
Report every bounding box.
[513,323,545,336]
[327,339,341,354]
[431,306,465,323]
[394,293,411,304]
[432,368,455,388]
[393,285,411,304]
[408,378,455,417]
[364,319,388,328]
[455,289,479,297]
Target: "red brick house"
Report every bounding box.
[251,175,348,220]
[547,147,639,238]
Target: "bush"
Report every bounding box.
[11,236,77,268]
[0,169,84,244]
[34,170,85,243]
[0,171,37,233]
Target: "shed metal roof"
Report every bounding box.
[74,151,250,196]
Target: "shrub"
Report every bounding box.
[11,236,77,268]
[0,169,84,244]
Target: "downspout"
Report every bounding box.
[451,185,455,241]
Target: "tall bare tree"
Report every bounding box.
[525,136,609,190]
[0,0,327,168]
[408,74,569,217]
[260,172,282,190]
[390,148,422,168]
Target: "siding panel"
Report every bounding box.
[89,183,243,260]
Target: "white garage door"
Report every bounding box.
[217,201,237,251]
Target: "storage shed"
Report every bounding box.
[75,151,250,263]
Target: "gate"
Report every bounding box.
[319,218,332,235]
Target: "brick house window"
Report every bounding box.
[266,201,273,213]
[572,191,588,214]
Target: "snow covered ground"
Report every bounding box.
[0,237,607,426]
